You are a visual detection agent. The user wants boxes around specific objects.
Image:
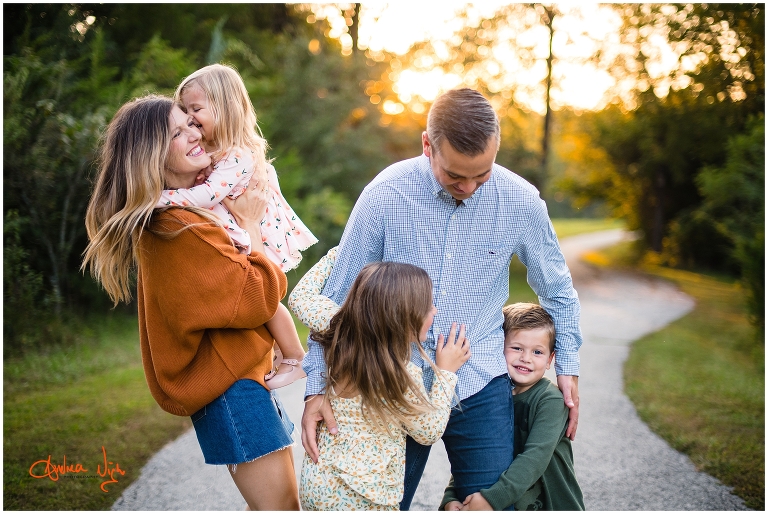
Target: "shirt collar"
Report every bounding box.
[417,154,488,207]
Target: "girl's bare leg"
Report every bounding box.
[229,447,299,510]
[265,302,305,362]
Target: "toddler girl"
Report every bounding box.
[289,248,471,510]
[156,64,317,388]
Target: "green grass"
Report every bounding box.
[3,314,191,510]
[507,218,624,304]
[590,241,765,510]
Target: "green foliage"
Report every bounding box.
[693,117,764,337]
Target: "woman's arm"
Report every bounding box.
[156,149,255,209]
[288,247,340,332]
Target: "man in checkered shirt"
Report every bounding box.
[301,88,582,510]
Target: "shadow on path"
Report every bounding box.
[113,229,748,511]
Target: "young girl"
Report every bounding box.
[156,64,317,388]
[289,248,471,510]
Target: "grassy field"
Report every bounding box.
[2,218,616,510]
[587,241,765,510]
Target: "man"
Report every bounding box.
[302,88,581,510]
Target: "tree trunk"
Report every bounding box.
[351,3,361,54]
[540,5,555,192]
[651,171,666,252]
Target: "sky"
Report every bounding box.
[304,2,631,114]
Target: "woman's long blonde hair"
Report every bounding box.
[310,262,441,432]
[175,64,269,184]
[82,95,217,305]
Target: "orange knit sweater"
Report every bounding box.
[136,208,287,416]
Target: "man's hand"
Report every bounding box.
[556,375,579,440]
[301,394,338,463]
[444,501,463,511]
[461,493,493,511]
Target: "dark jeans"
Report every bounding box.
[400,374,515,510]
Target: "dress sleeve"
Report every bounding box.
[303,188,385,397]
[155,148,255,209]
[479,394,568,510]
[400,363,458,445]
[288,246,340,332]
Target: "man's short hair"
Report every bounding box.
[502,303,556,352]
[426,88,500,156]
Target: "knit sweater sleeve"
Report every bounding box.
[138,208,286,415]
[146,210,286,331]
[480,388,569,510]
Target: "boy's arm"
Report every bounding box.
[156,149,254,209]
[479,395,568,510]
[440,476,462,510]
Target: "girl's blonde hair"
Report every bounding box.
[175,63,269,183]
[82,95,219,305]
[311,262,440,432]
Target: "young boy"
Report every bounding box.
[441,303,585,511]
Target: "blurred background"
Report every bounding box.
[3,3,763,510]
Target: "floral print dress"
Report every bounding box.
[289,248,458,511]
[156,147,317,270]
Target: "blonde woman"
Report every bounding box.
[156,64,317,389]
[82,95,299,510]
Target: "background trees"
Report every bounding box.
[3,3,764,351]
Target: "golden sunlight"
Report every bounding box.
[304,3,682,114]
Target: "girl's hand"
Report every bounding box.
[193,164,214,186]
[435,322,471,373]
[222,180,269,227]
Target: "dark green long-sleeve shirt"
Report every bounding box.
[441,378,584,510]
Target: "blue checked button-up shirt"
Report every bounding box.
[303,155,582,401]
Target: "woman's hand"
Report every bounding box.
[222,180,269,254]
[435,322,471,373]
[222,180,269,226]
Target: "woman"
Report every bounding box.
[82,95,299,510]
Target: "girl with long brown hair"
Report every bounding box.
[290,250,471,510]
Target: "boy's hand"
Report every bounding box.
[557,375,580,440]
[444,501,463,511]
[435,323,471,373]
[461,493,492,510]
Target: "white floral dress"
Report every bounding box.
[156,147,317,270]
[290,248,458,510]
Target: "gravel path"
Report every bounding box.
[112,229,748,511]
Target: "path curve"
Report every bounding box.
[112,229,748,511]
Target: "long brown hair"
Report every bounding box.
[82,95,219,305]
[311,261,438,431]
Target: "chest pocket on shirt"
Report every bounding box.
[473,245,512,265]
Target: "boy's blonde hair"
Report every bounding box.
[502,303,556,352]
[175,63,268,183]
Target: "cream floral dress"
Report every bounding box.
[289,248,458,511]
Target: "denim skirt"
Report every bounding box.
[191,378,295,465]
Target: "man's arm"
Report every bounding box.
[515,196,582,439]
